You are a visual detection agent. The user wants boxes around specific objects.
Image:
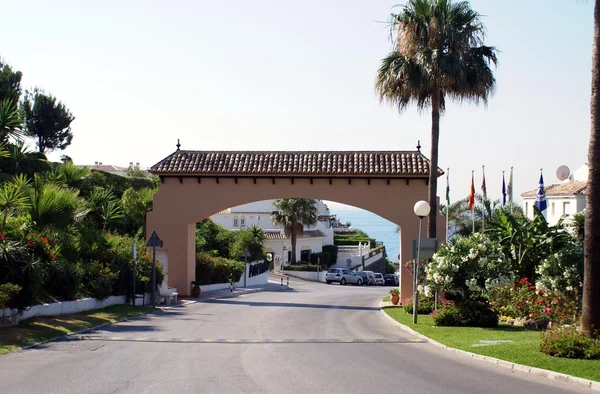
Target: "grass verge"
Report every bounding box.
[383,305,600,382]
[0,305,154,355]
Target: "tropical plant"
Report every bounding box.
[121,187,154,233]
[0,179,29,234]
[24,179,89,229]
[229,227,265,262]
[0,99,23,142]
[487,208,571,281]
[46,161,90,187]
[376,0,498,239]
[571,210,585,244]
[6,140,45,175]
[271,198,318,264]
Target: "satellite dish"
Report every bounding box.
[556,165,571,181]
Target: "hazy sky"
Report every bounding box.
[0,0,593,208]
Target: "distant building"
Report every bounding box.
[210,199,335,269]
[80,161,151,177]
[521,164,587,226]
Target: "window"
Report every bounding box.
[233,217,239,227]
[300,249,311,262]
[240,217,246,227]
[525,202,529,216]
[551,202,555,216]
[563,202,571,217]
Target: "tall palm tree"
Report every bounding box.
[271,198,318,265]
[376,0,497,239]
[583,0,600,338]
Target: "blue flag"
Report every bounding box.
[535,173,547,212]
[502,173,506,206]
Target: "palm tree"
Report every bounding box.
[7,140,43,175]
[376,0,498,239]
[271,199,318,265]
[25,177,88,229]
[571,210,585,244]
[0,99,23,142]
[0,180,29,234]
[583,0,600,338]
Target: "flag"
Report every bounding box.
[481,167,487,201]
[445,170,450,205]
[468,172,475,210]
[535,172,547,212]
[502,172,507,206]
[507,167,513,204]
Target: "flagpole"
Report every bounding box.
[446,168,449,242]
[472,170,475,234]
[482,165,485,233]
[509,167,514,213]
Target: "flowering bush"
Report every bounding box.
[426,233,512,301]
[430,299,498,327]
[488,278,579,325]
[540,326,600,359]
[536,244,583,299]
[403,296,435,315]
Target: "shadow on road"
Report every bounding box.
[202,299,380,311]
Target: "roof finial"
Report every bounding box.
[416,140,421,153]
[176,139,181,151]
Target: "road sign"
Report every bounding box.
[146,231,163,248]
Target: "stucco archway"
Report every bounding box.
[147,149,445,300]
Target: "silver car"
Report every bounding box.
[325,268,363,286]
[373,273,385,286]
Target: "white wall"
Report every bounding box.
[20,296,127,322]
[523,195,585,226]
[283,270,326,282]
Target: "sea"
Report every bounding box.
[326,202,400,262]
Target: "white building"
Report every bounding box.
[210,200,335,269]
[521,164,587,226]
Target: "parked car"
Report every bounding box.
[363,271,376,286]
[384,274,399,286]
[325,268,363,285]
[373,273,385,286]
[355,271,369,285]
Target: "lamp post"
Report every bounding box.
[242,248,250,288]
[413,200,431,324]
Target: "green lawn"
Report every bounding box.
[0,305,154,355]
[383,306,600,382]
[382,296,390,302]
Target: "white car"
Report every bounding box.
[373,273,385,286]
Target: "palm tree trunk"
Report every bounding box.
[582,0,600,338]
[291,226,297,265]
[427,88,441,239]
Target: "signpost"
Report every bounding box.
[242,248,250,288]
[146,231,163,307]
[132,243,137,306]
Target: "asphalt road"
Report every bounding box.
[0,276,590,394]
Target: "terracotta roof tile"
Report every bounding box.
[150,150,442,177]
[521,181,587,197]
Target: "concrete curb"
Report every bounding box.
[379,305,600,391]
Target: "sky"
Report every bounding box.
[0,0,593,210]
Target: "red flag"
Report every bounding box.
[468,173,475,210]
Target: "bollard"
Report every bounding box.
[229,280,233,297]
[281,277,283,287]
[286,276,289,286]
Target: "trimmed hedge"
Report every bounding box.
[310,252,330,267]
[195,252,245,285]
[322,245,338,267]
[334,235,376,249]
[285,264,320,272]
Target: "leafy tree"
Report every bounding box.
[229,227,265,262]
[583,0,600,337]
[21,89,75,153]
[121,187,154,234]
[376,0,497,239]
[271,198,318,264]
[0,99,23,143]
[571,211,585,244]
[125,164,147,177]
[0,59,22,103]
[196,219,234,257]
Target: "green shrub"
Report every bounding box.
[310,252,330,267]
[284,264,320,272]
[403,296,435,315]
[432,303,464,326]
[195,252,244,285]
[540,326,600,359]
[0,283,22,309]
[334,235,376,248]
[322,245,338,267]
[45,259,82,300]
[79,260,116,300]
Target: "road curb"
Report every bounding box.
[379,305,600,391]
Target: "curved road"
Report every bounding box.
[0,276,589,393]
